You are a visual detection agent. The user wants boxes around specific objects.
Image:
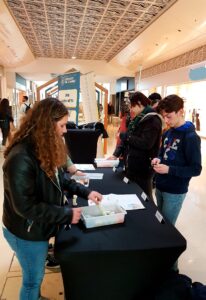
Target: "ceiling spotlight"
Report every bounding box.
[72,56,76,59]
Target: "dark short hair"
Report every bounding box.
[0,98,10,114]
[130,91,151,107]
[157,94,184,113]
[23,95,28,101]
[148,92,162,101]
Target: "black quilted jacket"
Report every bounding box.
[2,140,91,241]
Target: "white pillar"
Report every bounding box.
[80,72,99,123]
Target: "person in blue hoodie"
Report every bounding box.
[151,94,202,225]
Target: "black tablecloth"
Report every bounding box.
[55,168,186,300]
[64,129,101,164]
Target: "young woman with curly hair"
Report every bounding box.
[2,98,102,300]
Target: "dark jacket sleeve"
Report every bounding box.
[128,117,161,151]
[4,152,73,225]
[62,177,91,199]
[113,139,126,157]
[169,132,202,178]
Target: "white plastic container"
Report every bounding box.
[81,204,127,228]
[94,158,119,168]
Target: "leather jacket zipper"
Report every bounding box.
[27,220,33,232]
[40,167,63,205]
[49,177,62,205]
[26,170,62,233]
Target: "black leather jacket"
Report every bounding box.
[2,141,91,241]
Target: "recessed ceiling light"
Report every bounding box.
[72,56,76,59]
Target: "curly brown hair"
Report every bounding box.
[5,98,69,178]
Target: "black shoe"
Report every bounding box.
[45,254,60,269]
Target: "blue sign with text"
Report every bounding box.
[58,72,80,124]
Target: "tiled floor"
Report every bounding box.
[0,123,206,299]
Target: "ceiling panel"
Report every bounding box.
[4,0,177,61]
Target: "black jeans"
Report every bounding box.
[0,120,10,145]
[127,172,154,201]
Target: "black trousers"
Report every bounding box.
[0,120,10,145]
[127,172,154,201]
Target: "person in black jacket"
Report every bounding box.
[2,98,102,300]
[148,92,162,110]
[110,92,163,200]
[0,98,14,149]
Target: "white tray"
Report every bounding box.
[81,204,127,228]
[95,158,119,168]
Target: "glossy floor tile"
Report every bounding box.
[0,124,206,299]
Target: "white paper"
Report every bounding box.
[84,173,104,180]
[89,194,145,210]
[75,164,95,170]
[141,192,147,201]
[71,173,103,180]
[155,210,164,223]
[123,177,129,184]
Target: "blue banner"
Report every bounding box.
[189,67,206,81]
[58,72,80,124]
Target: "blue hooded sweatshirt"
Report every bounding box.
[156,121,202,194]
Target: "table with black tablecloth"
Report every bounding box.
[55,168,186,300]
[64,129,101,163]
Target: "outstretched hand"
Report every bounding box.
[88,191,102,204]
[71,207,82,224]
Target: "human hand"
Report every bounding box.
[151,158,161,166]
[88,191,102,204]
[75,170,86,176]
[153,163,169,174]
[71,207,82,224]
[107,155,117,160]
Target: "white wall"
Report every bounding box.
[139,66,192,91]
[138,58,206,93]
[5,72,16,89]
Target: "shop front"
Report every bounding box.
[166,81,206,138]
